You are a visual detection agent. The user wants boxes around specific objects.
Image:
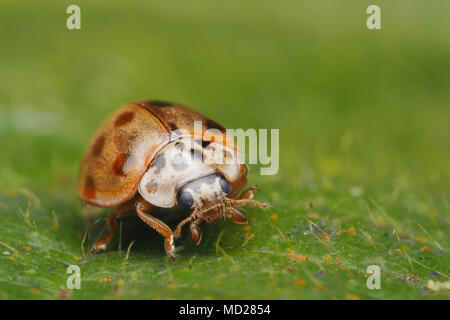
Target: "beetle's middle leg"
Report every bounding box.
[135,201,177,260]
[92,199,136,252]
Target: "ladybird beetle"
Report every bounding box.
[79,100,266,259]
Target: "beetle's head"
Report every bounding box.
[176,173,231,210]
[173,172,267,246]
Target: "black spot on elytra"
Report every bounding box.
[83,176,96,199]
[190,148,204,162]
[204,118,225,132]
[151,154,166,174]
[148,100,173,107]
[92,135,105,157]
[167,122,179,131]
[112,153,129,176]
[114,111,135,127]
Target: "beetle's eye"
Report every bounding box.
[219,176,232,195]
[177,190,194,209]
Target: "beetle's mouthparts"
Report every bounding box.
[173,197,268,239]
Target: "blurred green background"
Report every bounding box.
[0,0,449,299]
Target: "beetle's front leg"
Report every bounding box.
[225,185,267,208]
[238,185,259,200]
[173,210,198,239]
[189,220,203,245]
[225,198,267,209]
[135,202,177,260]
[224,206,248,224]
[173,211,203,245]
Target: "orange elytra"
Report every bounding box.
[79,100,266,259]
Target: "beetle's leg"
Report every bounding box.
[135,202,177,260]
[174,210,198,239]
[238,185,259,200]
[174,214,203,245]
[190,220,203,245]
[224,206,248,224]
[92,200,135,253]
[174,203,222,239]
[225,198,267,209]
[92,210,118,252]
[225,185,267,208]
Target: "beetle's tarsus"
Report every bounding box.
[225,207,248,224]
[225,198,267,209]
[165,235,178,260]
[91,242,107,253]
[190,222,203,245]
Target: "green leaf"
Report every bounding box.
[0,0,449,299]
